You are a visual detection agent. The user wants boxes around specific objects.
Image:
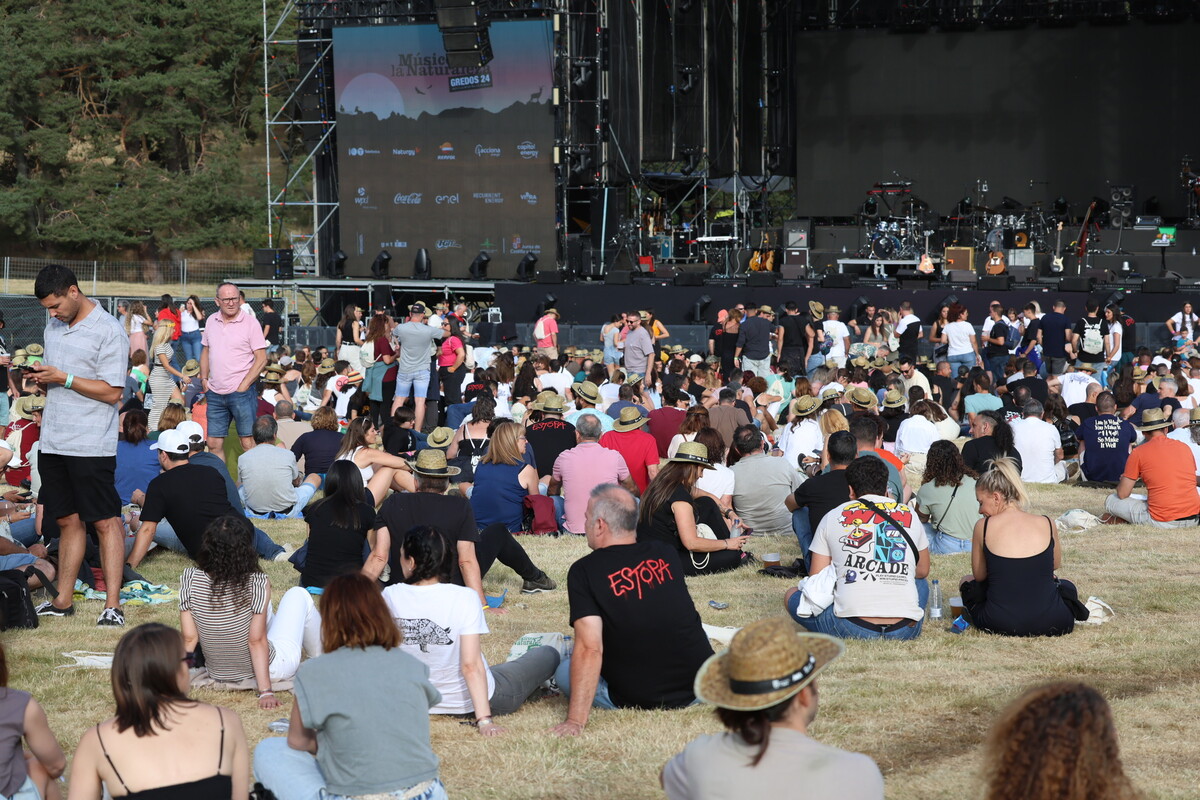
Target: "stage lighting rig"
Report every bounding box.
[330,249,347,278]
[371,249,391,278]
[413,248,432,280]
[469,251,491,280]
[689,295,712,323]
[516,252,538,281]
[676,65,700,94]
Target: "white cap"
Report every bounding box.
[688,354,703,363]
[176,420,204,444]
[151,429,191,455]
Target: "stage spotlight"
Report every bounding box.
[534,292,557,320]
[330,249,347,278]
[677,65,699,94]
[413,248,431,280]
[939,293,959,309]
[1053,196,1069,215]
[681,147,702,176]
[954,197,972,216]
[862,197,879,218]
[847,295,871,323]
[689,294,712,323]
[571,60,594,88]
[469,251,491,280]
[516,252,538,281]
[371,249,391,279]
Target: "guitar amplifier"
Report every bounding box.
[1007,249,1034,267]
[944,247,974,272]
[783,248,809,267]
[782,219,811,249]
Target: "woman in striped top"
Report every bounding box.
[180,515,323,710]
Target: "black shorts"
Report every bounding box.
[38,453,121,523]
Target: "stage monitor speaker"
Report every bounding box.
[1143,276,1179,293]
[748,271,778,287]
[944,247,974,272]
[674,272,705,287]
[535,271,564,284]
[946,270,977,285]
[979,274,1013,291]
[371,285,392,313]
[1009,266,1036,282]
[822,274,855,289]
[783,248,809,267]
[605,270,633,285]
[1060,276,1095,292]
[782,219,811,249]
[780,264,806,280]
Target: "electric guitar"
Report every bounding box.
[917,230,934,273]
[749,232,774,271]
[1076,201,1097,271]
[1050,221,1065,272]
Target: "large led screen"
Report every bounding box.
[334,21,555,277]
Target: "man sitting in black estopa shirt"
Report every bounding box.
[1007,359,1049,405]
[961,409,1023,475]
[550,484,713,737]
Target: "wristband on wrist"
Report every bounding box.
[257,690,274,698]
[476,716,493,727]
[64,374,74,390]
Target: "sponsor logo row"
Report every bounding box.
[375,237,544,256]
[348,141,541,160]
[390,191,538,206]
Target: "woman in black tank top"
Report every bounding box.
[70,623,249,800]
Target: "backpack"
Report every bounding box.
[522,494,559,535]
[1081,320,1103,355]
[819,327,834,356]
[1005,321,1023,350]
[0,568,42,630]
[533,318,547,341]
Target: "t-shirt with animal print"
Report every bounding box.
[381,581,495,714]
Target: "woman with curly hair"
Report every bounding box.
[180,515,323,710]
[668,406,710,458]
[912,439,981,554]
[959,459,1081,637]
[982,682,1141,800]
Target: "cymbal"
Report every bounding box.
[974,206,995,213]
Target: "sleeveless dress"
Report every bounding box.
[961,515,1077,637]
[337,320,361,366]
[147,342,177,430]
[96,707,231,800]
[603,326,621,365]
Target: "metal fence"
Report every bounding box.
[0,257,254,296]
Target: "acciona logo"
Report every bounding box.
[520,192,537,205]
[393,192,423,205]
[517,141,538,160]
[475,145,501,157]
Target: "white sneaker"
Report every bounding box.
[272,545,295,563]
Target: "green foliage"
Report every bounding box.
[0,0,265,255]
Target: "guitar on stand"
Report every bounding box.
[986,249,1007,274]
[749,232,775,271]
[917,230,935,274]
[1050,221,1065,273]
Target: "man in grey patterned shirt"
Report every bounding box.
[31,265,129,627]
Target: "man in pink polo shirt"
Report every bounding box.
[548,414,636,534]
[201,281,267,460]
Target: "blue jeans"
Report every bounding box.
[0,393,9,428]
[553,654,617,710]
[986,354,1007,388]
[947,353,975,377]
[791,508,814,570]
[10,517,38,547]
[549,495,567,532]
[806,353,825,377]
[180,330,203,364]
[155,518,284,560]
[787,578,930,640]
[254,738,448,800]
[240,482,318,519]
[925,522,973,555]
[206,387,258,438]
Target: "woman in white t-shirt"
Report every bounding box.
[1167,302,1200,345]
[693,427,735,509]
[939,303,982,377]
[382,526,559,733]
[180,294,205,364]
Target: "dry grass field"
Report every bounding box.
[8,482,1199,799]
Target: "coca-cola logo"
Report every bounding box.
[393,192,423,205]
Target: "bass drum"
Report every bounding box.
[868,234,901,260]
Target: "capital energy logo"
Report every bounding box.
[472,192,504,204]
[517,141,539,160]
[437,142,456,161]
[520,192,538,205]
[475,144,501,157]
[435,194,461,205]
[393,192,423,205]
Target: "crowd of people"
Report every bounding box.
[0,267,1175,797]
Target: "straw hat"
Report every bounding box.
[539,394,567,414]
[1132,367,1148,381]
[1074,364,1098,374]
[850,356,871,369]
[181,359,201,377]
[1189,408,1200,426]
[758,305,774,315]
[573,381,601,405]
[825,305,841,315]
[612,406,649,432]
[790,395,821,418]
[808,301,824,318]
[13,395,44,421]
[543,308,560,318]
[624,374,643,387]
[694,617,844,712]
[408,449,461,477]
[425,427,455,449]
[261,371,282,385]
[316,358,336,374]
[882,388,906,408]
[820,387,842,401]
[847,386,878,409]
[1138,408,1173,432]
[25,344,43,357]
[667,441,714,469]
[639,310,650,321]
[669,344,684,355]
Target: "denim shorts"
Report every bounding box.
[395,370,430,400]
[206,387,258,438]
[0,553,37,571]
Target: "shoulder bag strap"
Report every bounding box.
[932,483,960,533]
[858,497,921,557]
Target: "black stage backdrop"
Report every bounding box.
[794,23,1200,219]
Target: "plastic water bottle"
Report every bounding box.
[929,579,943,621]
